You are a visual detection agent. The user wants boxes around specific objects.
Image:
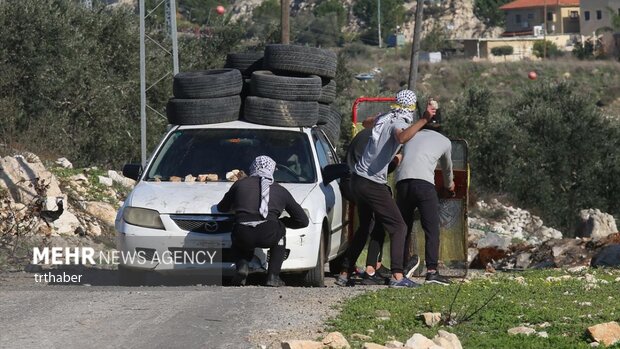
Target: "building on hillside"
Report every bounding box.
[579,0,620,55]
[462,37,543,61]
[500,0,581,36]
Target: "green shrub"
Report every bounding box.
[533,40,563,58]
[490,45,514,57]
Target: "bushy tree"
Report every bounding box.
[353,0,406,46]
[491,45,514,57]
[474,0,511,27]
[245,0,280,45]
[533,40,562,58]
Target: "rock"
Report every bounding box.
[436,330,462,349]
[184,174,196,183]
[51,208,81,235]
[351,334,373,341]
[477,232,511,250]
[507,326,536,336]
[55,157,73,169]
[363,344,388,349]
[422,312,442,327]
[385,340,404,348]
[587,321,620,346]
[590,342,600,347]
[88,222,102,237]
[0,155,63,204]
[376,309,391,321]
[404,333,435,349]
[515,252,531,269]
[108,170,135,188]
[70,174,89,183]
[281,340,324,349]
[578,209,618,241]
[83,201,117,227]
[591,245,620,268]
[538,331,549,338]
[98,176,113,187]
[432,337,453,349]
[322,332,350,349]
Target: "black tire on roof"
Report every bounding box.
[318,78,337,104]
[318,104,342,144]
[224,51,264,78]
[243,96,318,127]
[264,44,337,79]
[250,70,322,101]
[166,96,241,125]
[172,69,242,99]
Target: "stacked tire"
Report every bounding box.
[166,69,243,125]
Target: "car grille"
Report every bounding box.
[170,214,234,234]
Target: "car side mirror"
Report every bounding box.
[122,163,142,181]
[322,163,350,185]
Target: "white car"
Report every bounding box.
[115,120,350,286]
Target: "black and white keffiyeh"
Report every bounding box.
[371,89,417,142]
[249,155,276,218]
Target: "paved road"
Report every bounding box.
[0,270,367,349]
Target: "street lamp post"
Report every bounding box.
[377,0,382,48]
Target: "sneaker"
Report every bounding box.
[425,271,451,285]
[389,277,421,288]
[375,265,392,279]
[404,254,421,279]
[335,275,354,287]
[265,274,285,287]
[232,259,249,286]
[361,272,388,286]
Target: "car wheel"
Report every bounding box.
[264,44,337,79]
[243,96,318,127]
[166,95,241,125]
[318,78,336,104]
[250,70,322,101]
[224,51,264,79]
[318,104,342,145]
[172,69,243,99]
[118,265,147,286]
[302,232,326,287]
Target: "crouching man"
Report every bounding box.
[217,155,309,287]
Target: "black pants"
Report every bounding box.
[396,179,440,270]
[231,220,286,276]
[343,174,407,274]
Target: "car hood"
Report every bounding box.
[127,181,316,214]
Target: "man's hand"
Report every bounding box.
[422,98,437,121]
[447,182,456,197]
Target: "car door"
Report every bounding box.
[312,129,345,258]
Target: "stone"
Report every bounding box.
[184,174,196,183]
[477,232,511,250]
[88,222,102,237]
[0,155,63,204]
[507,326,536,336]
[385,340,404,348]
[170,176,182,182]
[363,344,388,349]
[404,333,435,349]
[515,252,531,269]
[432,337,453,349]
[578,209,618,241]
[83,201,117,227]
[322,332,350,349]
[587,321,620,346]
[69,174,88,183]
[422,312,442,327]
[351,334,373,341]
[376,310,391,320]
[98,176,113,187]
[591,245,620,268]
[108,170,135,188]
[55,157,73,169]
[281,340,324,349]
[51,208,81,235]
[436,330,462,349]
[537,331,549,338]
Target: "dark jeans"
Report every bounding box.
[342,174,407,274]
[396,179,440,270]
[231,220,286,276]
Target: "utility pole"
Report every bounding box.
[408,0,424,90]
[281,0,290,44]
[543,0,547,59]
[377,0,382,48]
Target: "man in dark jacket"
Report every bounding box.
[217,155,309,287]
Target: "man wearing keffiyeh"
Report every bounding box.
[337,89,437,288]
[218,155,309,287]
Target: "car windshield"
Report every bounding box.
[146,128,316,183]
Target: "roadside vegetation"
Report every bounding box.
[328,269,620,349]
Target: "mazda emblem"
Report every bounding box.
[203,221,218,232]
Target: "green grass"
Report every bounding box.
[327,269,620,348]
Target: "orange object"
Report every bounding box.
[215,5,225,15]
[528,71,537,80]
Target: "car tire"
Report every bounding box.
[118,265,147,286]
[166,96,241,125]
[224,51,264,78]
[264,44,337,79]
[250,70,322,101]
[243,96,318,127]
[318,104,342,145]
[303,232,325,287]
[318,79,336,104]
[172,69,242,99]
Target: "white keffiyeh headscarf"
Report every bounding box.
[249,155,276,218]
[372,89,417,141]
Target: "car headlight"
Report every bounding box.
[123,207,165,230]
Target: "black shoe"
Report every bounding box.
[425,271,451,285]
[375,265,392,279]
[361,272,388,286]
[232,259,249,286]
[265,274,285,287]
[404,254,421,279]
